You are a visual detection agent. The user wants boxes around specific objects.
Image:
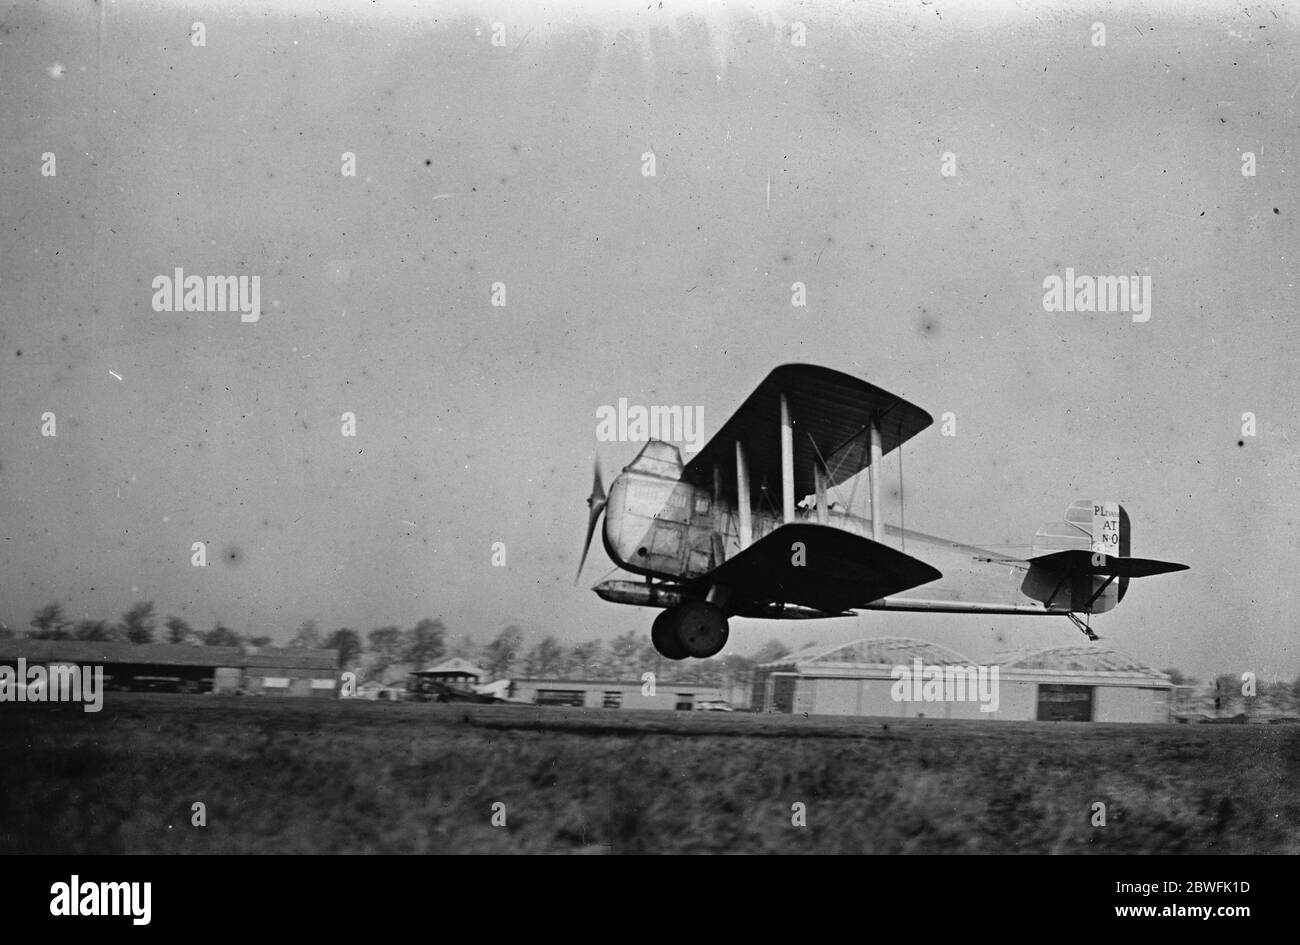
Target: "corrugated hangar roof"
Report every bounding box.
[762,637,976,669]
[415,656,487,677]
[762,639,1170,682]
[1001,645,1168,678]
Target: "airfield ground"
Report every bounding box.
[3,694,1297,854]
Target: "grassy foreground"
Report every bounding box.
[2,694,1297,854]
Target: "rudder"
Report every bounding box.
[1031,499,1131,611]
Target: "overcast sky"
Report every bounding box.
[1,0,1296,681]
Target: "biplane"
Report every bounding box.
[576,364,1188,660]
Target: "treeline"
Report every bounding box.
[18,602,281,650]
[9,601,793,685]
[456,625,793,687]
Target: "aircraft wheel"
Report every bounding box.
[652,609,690,660]
[670,600,730,659]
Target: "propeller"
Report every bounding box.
[575,456,607,585]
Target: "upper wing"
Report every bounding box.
[682,364,932,505]
[708,522,942,613]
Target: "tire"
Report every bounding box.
[651,608,690,660]
[670,600,730,659]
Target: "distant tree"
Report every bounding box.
[679,656,723,686]
[246,635,272,647]
[0,624,14,640]
[523,635,565,677]
[482,625,524,679]
[367,626,405,671]
[119,600,156,644]
[752,638,791,664]
[73,619,114,642]
[586,639,612,677]
[566,640,605,680]
[556,641,576,678]
[717,653,755,694]
[164,616,194,645]
[203,624,242,647]
[637,642,665,670]
[669,658,699,683]
[325,628,363,668]
[30,602,70,639]
[591,640,622,678]
[445,633,483,664]
[405,618,446,669]
[288,619,322,649]
[608,631,643,679]
[638,642,664,679]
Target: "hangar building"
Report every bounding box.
[752,637,1174,723]
[0,639,340,697]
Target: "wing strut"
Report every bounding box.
[813,461,828,524]
[805,430,832,525]
[868,414,883,542]
[779,392,795,524]
[897,418,906,552]
[735,440,752,549]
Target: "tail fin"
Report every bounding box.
[1034,499,1127,554]
[1029,500,1130,612]
[1027,500,1186,614]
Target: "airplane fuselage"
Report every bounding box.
[600,451,1083,618]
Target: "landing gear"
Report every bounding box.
[651,601,730,659]
[673,600,730,658]
[652,609,689,660]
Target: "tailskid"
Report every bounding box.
[1066,612,1100,641]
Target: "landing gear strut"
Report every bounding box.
[651,601,730,659]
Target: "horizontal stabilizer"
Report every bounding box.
[709,523,942,614]
[1029,550,1189,578]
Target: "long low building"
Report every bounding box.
[509,678,727,711]
[752,637,1175,723]
[0,639,340,697]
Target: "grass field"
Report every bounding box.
[3,694,1297,854]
